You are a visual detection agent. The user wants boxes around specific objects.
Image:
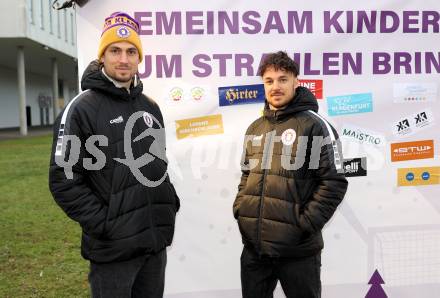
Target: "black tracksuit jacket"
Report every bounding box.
[49,61,180,263]
[233,87,348,258]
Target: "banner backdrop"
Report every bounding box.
[77,1,440,297]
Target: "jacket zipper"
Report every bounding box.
[256,169,268,256]
[291,172,301,227]
[256,127,274,256]
[130,99,158,251]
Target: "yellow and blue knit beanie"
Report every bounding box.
[98,12,143,62]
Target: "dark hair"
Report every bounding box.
[258,51,299,77]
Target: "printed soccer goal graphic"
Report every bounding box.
[338,201,440,287]
[367,224,440,286]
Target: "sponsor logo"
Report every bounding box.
[406,172,414,181]
[395,118,412,135]
[327,93,373,116]
[414,111,430,128]
[393,82,437,103]
[218,84,265,106]
[175,114,224,139]
[116,26,130,38]
[109,115,124,124]
[341,125,385,146]
[299,79,323,99]
[143,112,153,127]
[392,109,434,137]
[343,157,367,177]
[103,14,140,33]
[422,172,430,180]
[169,87,184,101]
[391,140,434,162]
[191,87,205,101]
[398,166,440,186]
[167,86,207,102]
[281,129,296,146]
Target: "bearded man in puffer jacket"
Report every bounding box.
[233,51,348,298]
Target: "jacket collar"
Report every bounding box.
[263,86,319,122]
[81,60,143,101]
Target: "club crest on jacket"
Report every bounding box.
[281,128,296,146]
[143,112,153,127]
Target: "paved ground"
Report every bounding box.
[0,126,53,141]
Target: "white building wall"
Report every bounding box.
[25,0,77,57]
[0,0,79,129]
[0,67,20,128]
[0,0,26,37]
[26,70,55,126]
[0,0,77,57]
[0,65,53,128]
[0,64,76,128]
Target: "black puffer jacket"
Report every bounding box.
[49,60,180,263]
[233,86,347,258]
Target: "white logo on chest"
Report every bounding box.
[143,112,153,127]
[110,116,124,124]
[281,129,296,146]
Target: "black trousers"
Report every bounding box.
[88,249,166,298]
[241,247,321,298]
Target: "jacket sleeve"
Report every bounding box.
[233,167,249,219]
[233,131,252,219]
[165,175,180,212]
[48,107,108,238]
[299,123,348,233]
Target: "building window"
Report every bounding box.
[40,0,44,29]
[28,0,34,24]
[48,0,53,34]
[57,9,61,38]
[70,12,75,45]
[64,10,68,42]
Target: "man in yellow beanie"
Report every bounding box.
[49,11,180,298]
[97,11,144,87]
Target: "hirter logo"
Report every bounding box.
[218,84,265,106]
[391,140,434,162]
[343,157,367,177]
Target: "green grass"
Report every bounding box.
[0,135,89,297]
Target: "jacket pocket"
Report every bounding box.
[292,178,318,234]
[291,177,318,227]
[288,177,302,228]
[237,216,252,242]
